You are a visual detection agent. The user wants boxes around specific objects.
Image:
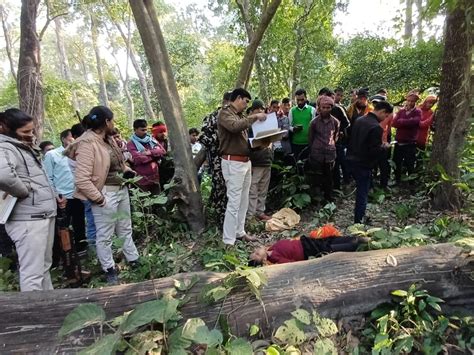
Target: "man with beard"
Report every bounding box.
[308,95,340,202]
[289,88,316,160]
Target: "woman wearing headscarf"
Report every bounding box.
[65,106,139,285]
[417,95,438,150]
[0,109,56,291]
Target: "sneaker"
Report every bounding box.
[257,213,271,221]
[105,267,119,285]
[128,259,141,269]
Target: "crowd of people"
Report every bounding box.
[0,84,437,291]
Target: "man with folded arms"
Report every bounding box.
[217,88,267,246]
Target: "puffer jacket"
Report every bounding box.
[0,134,56,221]
[64,130,125,203]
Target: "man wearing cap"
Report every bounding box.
[289,88,316,160]
[218,88,267,246]
[392,90,422,184]
[347,101,394,224]
[308,95,340,202]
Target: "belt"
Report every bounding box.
[31,212,55,219]
[222,154,249,162]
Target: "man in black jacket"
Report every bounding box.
[347,101,393,224]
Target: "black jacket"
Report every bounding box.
[347,113,385,169]
[331,104,350,144]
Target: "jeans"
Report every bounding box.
[352,164,372,224]
[5,218,55,291]
[221,159,252,245]
[83,200,96,246]
[91,186,139,271]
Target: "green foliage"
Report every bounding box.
[0,257,18,291]
[273,309,338,352]
[357,284,461,355]
[268,164,311,210]
[331,36,443,103]
[58,303,106,338]
[392,202,418,224]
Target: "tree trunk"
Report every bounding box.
[254,53,269,102]
[235,0,282,88]
[90,14,109,107]
[415,0,423,42]
[0,244,472,352]
[113,20,156,121]
[0,5,17,82]
[404,0,413,44]
[129,0,204,232]
[291,29,302,96]
[17,0,44,139]
[54,17,79,111]
[105,25,135,125]
[430,0,472,211]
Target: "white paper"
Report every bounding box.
[251,112,279,138]
[0,191,17,224]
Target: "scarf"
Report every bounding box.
[131,133,157,153]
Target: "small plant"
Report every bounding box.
[430,216,474,242]
[309,202,337,227]
[392,202,417,224]
[268,164,311,210]
[356,284,474,355]
[0,257,18,291]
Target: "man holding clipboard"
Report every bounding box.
[217,88,267,246]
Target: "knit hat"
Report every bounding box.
[357,88,370,98]
[249,99,265,112]
[406,90,420,100]
[370,94,387,103]
[318,95,335,107]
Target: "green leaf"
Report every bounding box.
[181,318,223,347]
[174,275,200,292]
[426,296,445,304]
[127,331,163,355]
[120,298,180,334]
[249,324,260,336]
[58,303,106,337]
[428,302,442,312]
[418,299,426,311]
[313,312,338,337]
[168,326,192,355]
[291,309,311,325]
[373,333,391,351]
[79,333,120,355]
[274,318,306,346]
[391,290,408,297]
[313,338,337,355]
[266,345,283,355]
[393,334,414,354]
[225,337,253,354]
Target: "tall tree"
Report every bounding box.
[430,0,472,210]
[17,0,44,138]
[404,0,414,44]
[234,0,282,88]
[54,17,79,111]
[90,14,109,107]
[129,0,204,232]
[415,0,423,42]
[0,4,17,82]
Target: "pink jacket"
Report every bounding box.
[127,140,166,187]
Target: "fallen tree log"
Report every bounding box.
[0,243,473,353]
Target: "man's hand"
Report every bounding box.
[293,125,303,132]
[382,143,391,149]
[256,113,267,122]
[2,192,8,200]
[56,195,67,209]
[144,150,152,156]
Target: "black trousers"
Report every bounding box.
[52,198,86,267]
[310,160,335,201]
[393,143,417,183]
[300,235,363,259]
[374,147,392,188]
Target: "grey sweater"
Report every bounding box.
[0,135,56,221]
